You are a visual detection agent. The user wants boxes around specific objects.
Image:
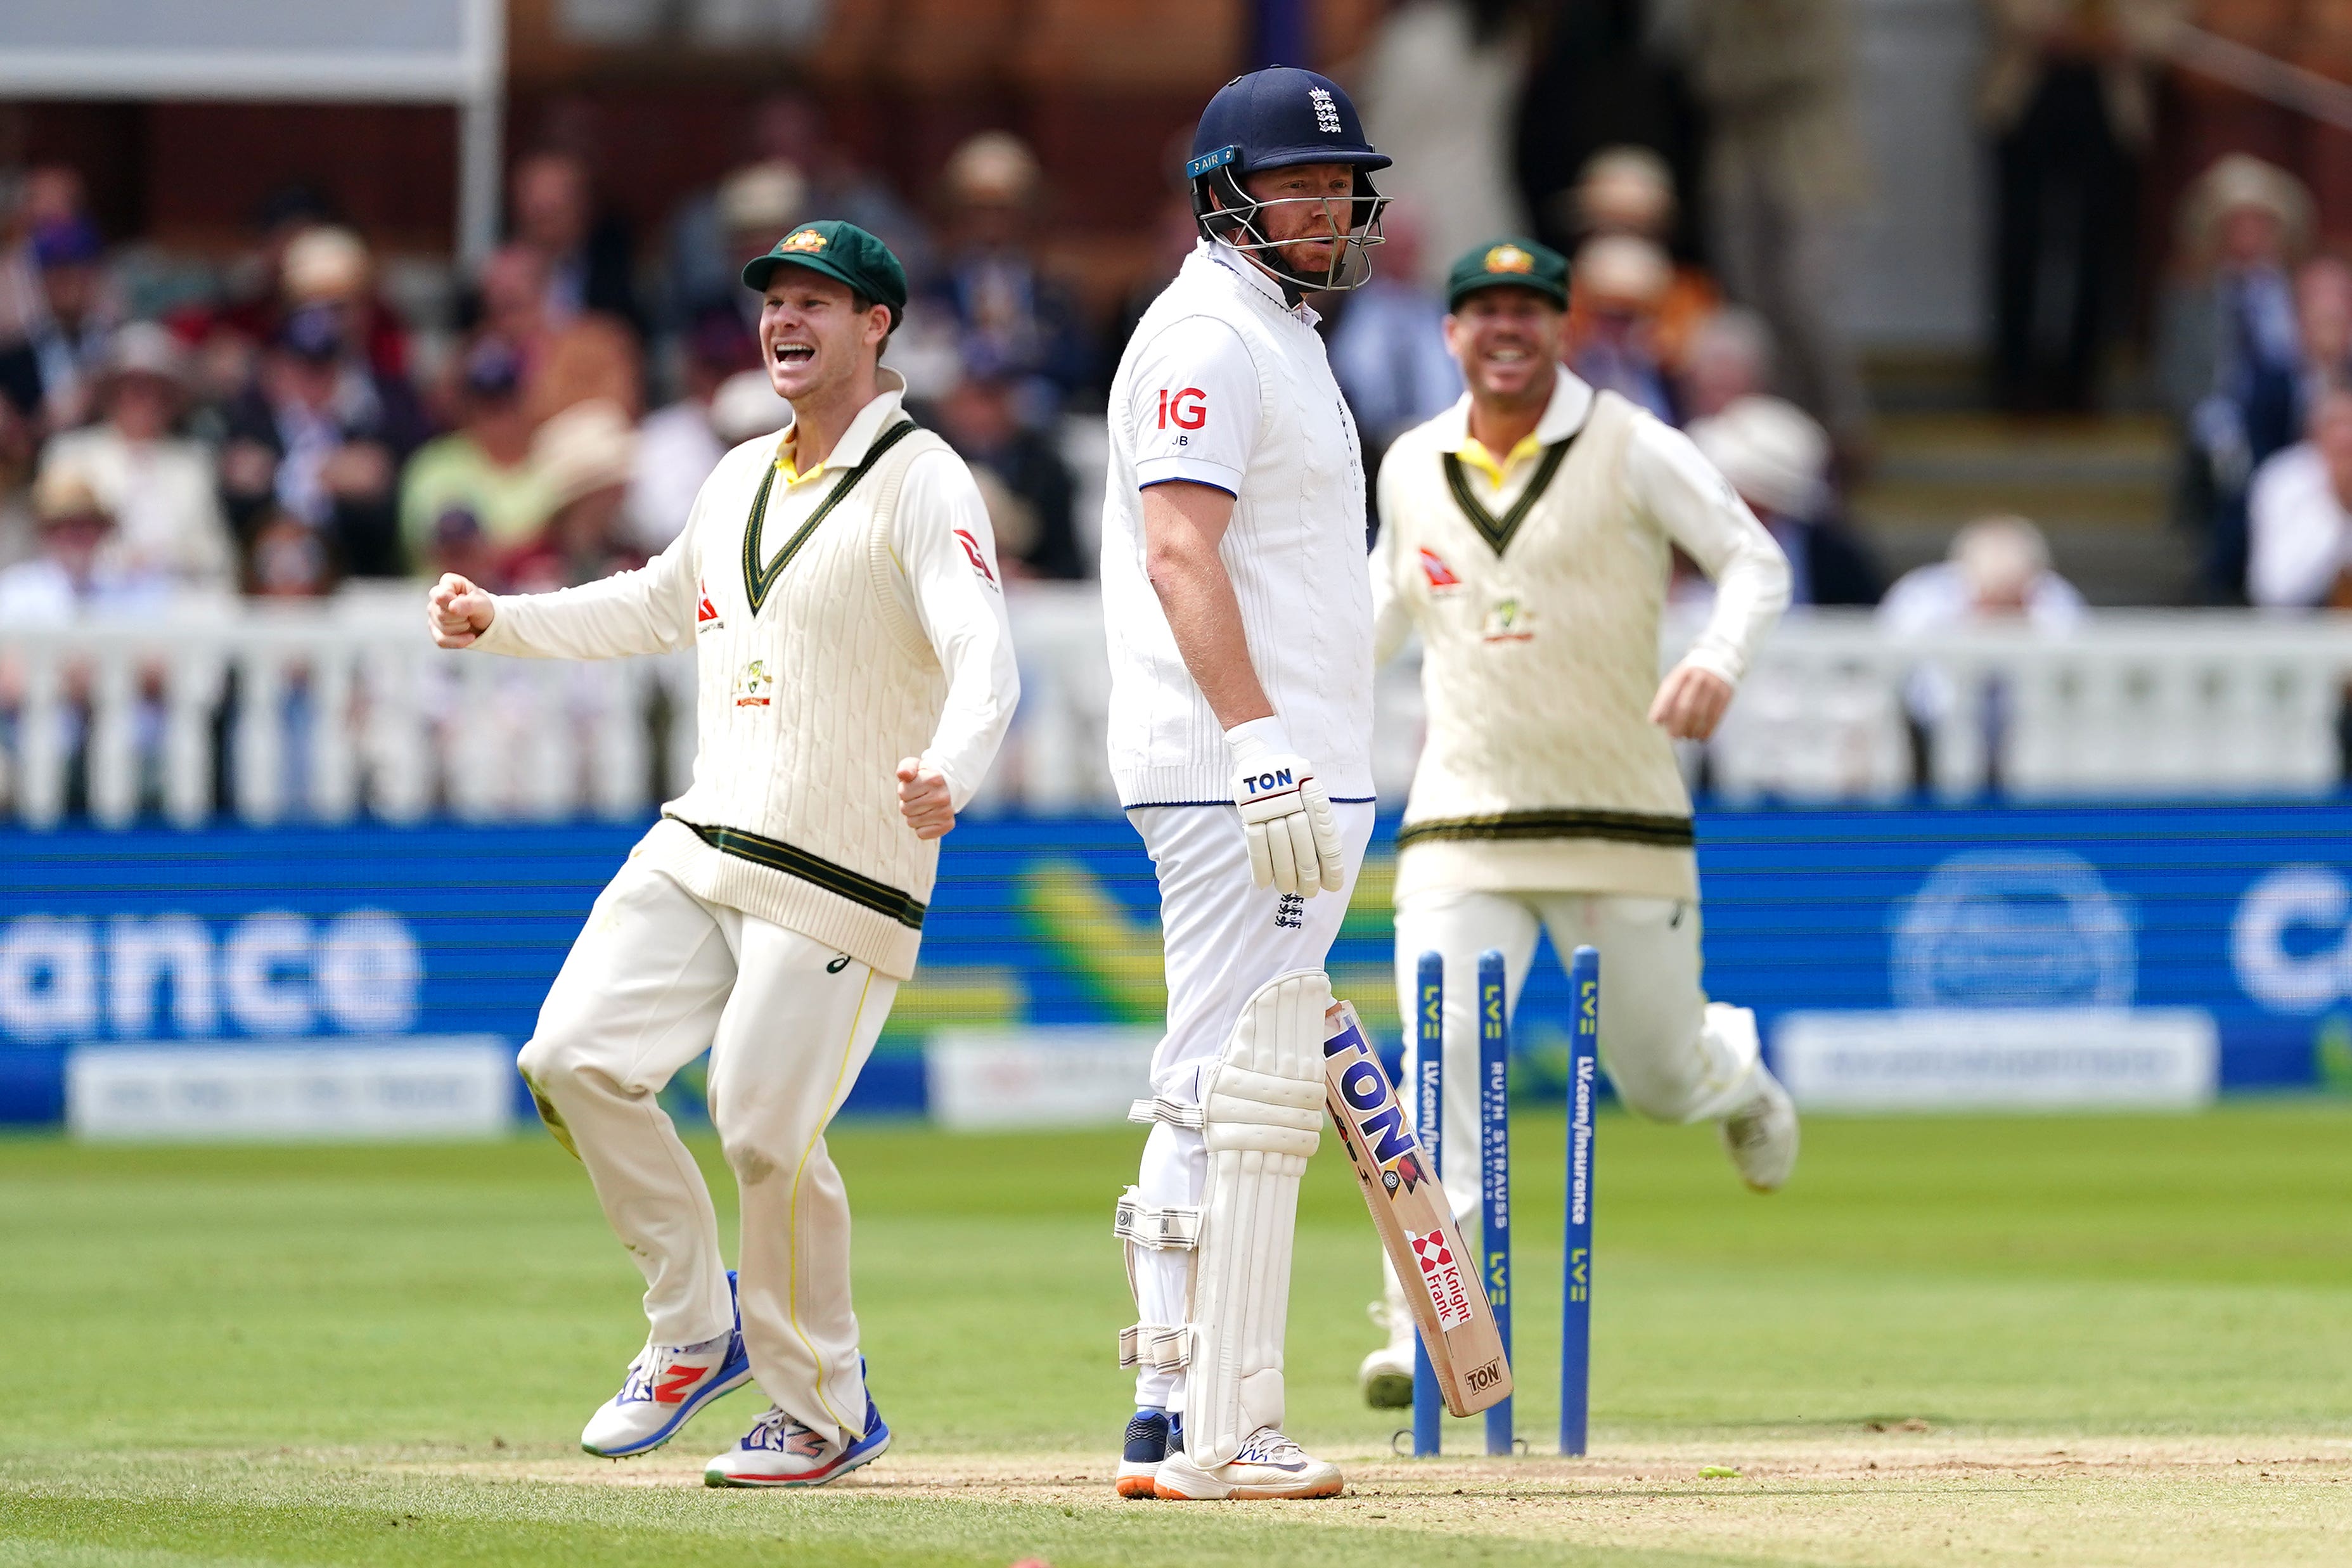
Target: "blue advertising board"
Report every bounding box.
[4,800,2348,1126]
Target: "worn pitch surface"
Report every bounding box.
[3,1107,2348,1566]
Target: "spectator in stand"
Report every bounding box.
[1327,205,1461,476]
[2159,155,2312,603]
[2294,256,2352,421]
[1681,305,1776,422]
[666,88,932,319]
[0,173,49,422]
[933,358,1082,580]
[202,184,337,355]
[281,225,412,382]
[2248,386,2352,609]
[23,217,117,432]
[37,323,236,592]
[0,466,170,626]
[219,304,418,578]
[510,149,643,337]
[925,132,1093,421]
[1981,0,2180,414]
[477,242,641,428]
[245,505,336,598]
[400,337,555,582]
[1881,514,2085,635]
[700,161,808,335]
[1878,514,2085,782]
[1678,0,1872,454]
[1567,234,1678,423]
[1569,147,1719,375]
[626,310,760,554]
[1688,395,1881,607]
[503,400,643,592]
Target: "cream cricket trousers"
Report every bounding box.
[1126,800,1377,1411]
[1393,885,1763,1233]
[517,858,896,1449]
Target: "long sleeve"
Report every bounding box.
[890,449,1021,810]
[1370,449,1417,664]
[474,508,698,660]
[1626,416,1791,684]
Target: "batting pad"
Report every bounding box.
[1183,968,1330,1468]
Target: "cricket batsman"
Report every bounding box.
[426,221,1017,1484]
[1354,237,1798,1406]
[1100,67,1390,1501]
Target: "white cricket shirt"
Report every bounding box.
[1099,239,1376,807]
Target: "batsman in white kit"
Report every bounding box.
[425,221,1017,1484]
[1354,237,1800,1405]
[1099,66,1392,1501]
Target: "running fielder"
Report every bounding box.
[1355,238,1797,1405]
[1102,67,1390,1501]
[427,222,1017,1484]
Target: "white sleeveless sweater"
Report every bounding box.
[634,418,952,977]
[1378,389,1697,901]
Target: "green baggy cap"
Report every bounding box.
[742,220,909,328]
[1445,237,1570,311]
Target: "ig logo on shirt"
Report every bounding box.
[1157,387,1207,434]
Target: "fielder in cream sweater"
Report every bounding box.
[426,222,1017,1486]
[1355,238,1797,1406]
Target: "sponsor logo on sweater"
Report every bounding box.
[954,528,999,589]
[697,579,723,633]
[1418,548,1460,591]
[1481,597,1536,643]
[733,660,773,707]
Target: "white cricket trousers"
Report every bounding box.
[1394,884,1763,1235]
[1126,800,1377,1411]
[517,858,896,1449]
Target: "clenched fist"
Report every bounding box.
[897,757,955,840]
[427,574,496,649]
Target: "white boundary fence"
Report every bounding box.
[4,588,2351,827]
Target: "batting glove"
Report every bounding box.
[1227,717,1346,897]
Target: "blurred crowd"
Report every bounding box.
[13,0,2352,641]
[0,106,1103,627]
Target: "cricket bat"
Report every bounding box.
[1322,999,1512,1417]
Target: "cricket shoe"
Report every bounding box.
[704,1392,892,1488]
[580,1273,753,1457]
[1357,1297,1413,1410]
[1115,1409,1182,1498]
[1153,1426,1342,1500]
[1720,1063,1799,1193]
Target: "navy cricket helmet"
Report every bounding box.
[1186,66,1391,294]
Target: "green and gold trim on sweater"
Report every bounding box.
[665,816,927,930]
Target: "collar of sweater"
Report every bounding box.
[1437,364,1595,484]
[774,367,909,485]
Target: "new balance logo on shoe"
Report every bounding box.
[655,1364,709,1404]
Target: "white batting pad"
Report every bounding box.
[1181,968,1330,1467]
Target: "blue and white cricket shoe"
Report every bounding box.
[704,1386,892,1488]
[1115,1408,1182,1498]
[580,1271,754,1458]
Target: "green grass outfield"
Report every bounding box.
[3,1105,2349,1566]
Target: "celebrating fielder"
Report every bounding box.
[427,222,1017,1484]
[1354,238,1797,1406]
[1100,67,1389,1501]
